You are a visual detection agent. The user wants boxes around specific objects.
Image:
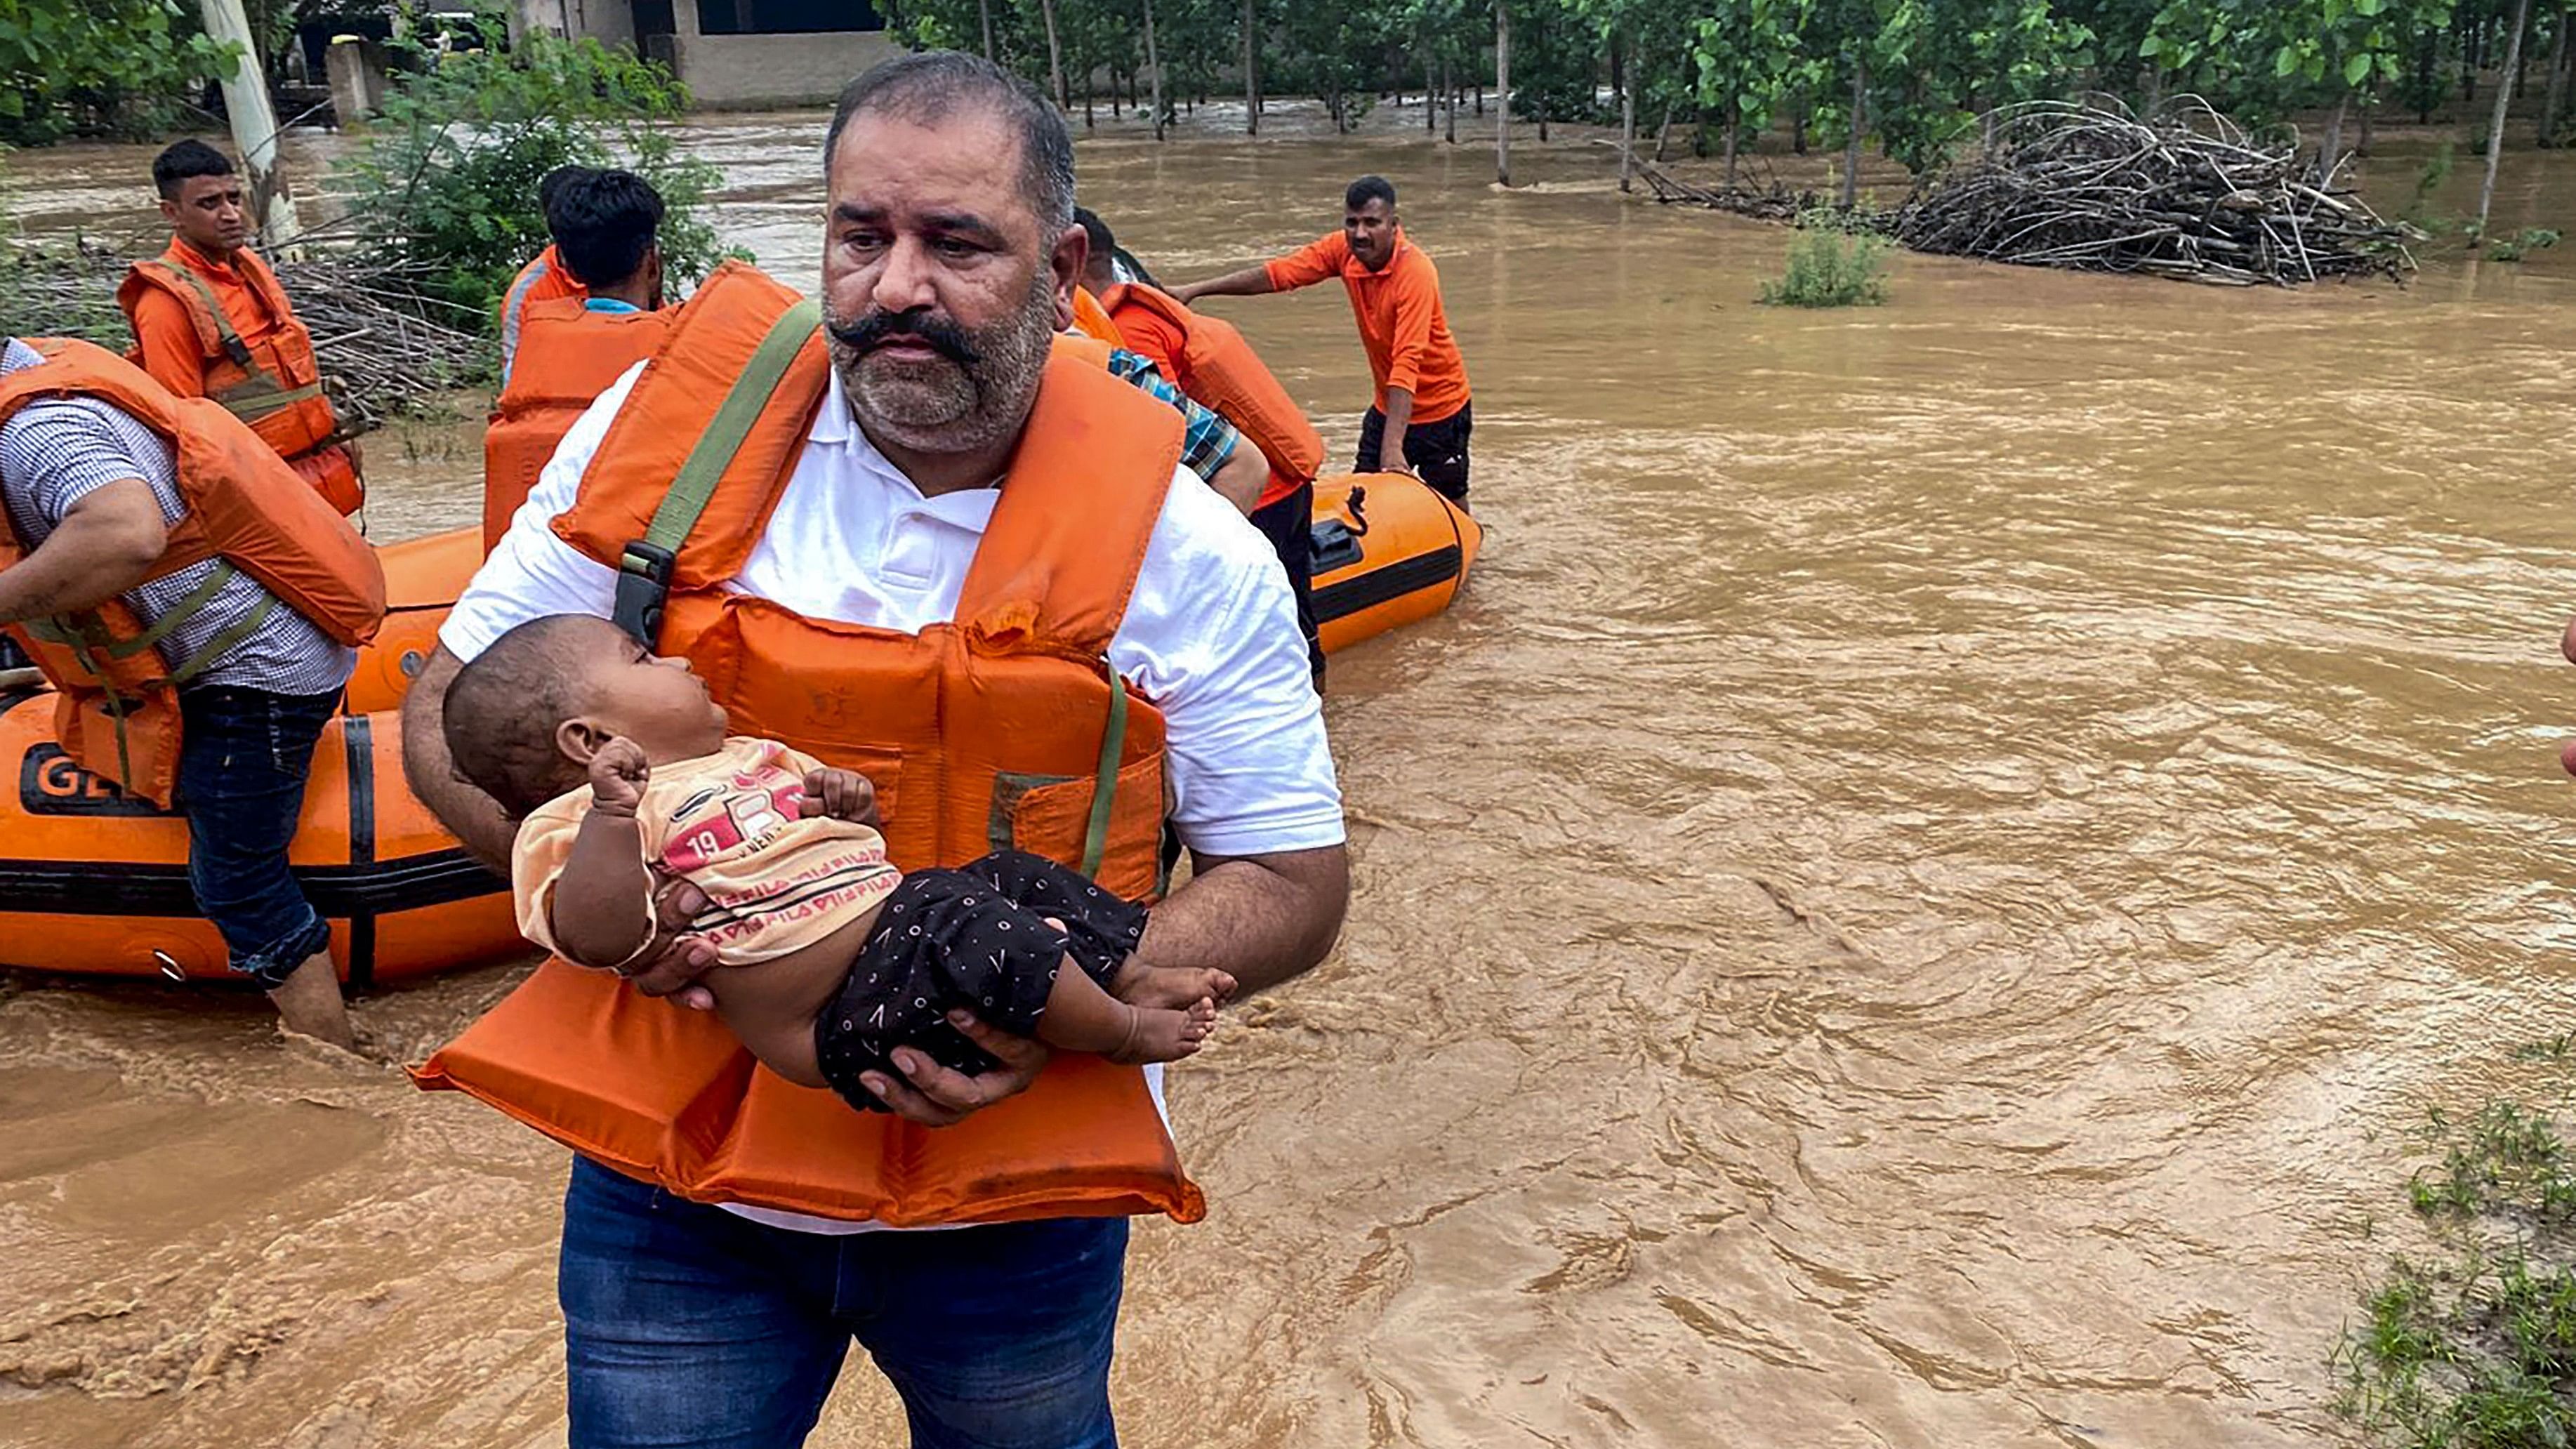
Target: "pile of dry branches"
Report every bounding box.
[1887,98,2412,286]
[0,239,491,422]
[1627,152,1814,224]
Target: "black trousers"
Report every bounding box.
[1355,401,1472,507]
[812,850,1147,1113]
[1248,479,1325,692]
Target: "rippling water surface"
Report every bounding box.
[6,105,2576,1448]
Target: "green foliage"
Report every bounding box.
[1760,216,1891,304]
[0,0,242,144]
[2340,1089,2576,1448]
[2487,227,2561,260]
[2142,0,2458,124]
[331,25,744,319]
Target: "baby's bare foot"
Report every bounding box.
[1114,962,1236,1011]
[1109,998,1218,1065]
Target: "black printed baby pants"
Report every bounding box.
[812,849,1148,1113]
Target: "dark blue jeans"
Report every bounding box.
[176,684,340,988]
[560,1156,1128,1449]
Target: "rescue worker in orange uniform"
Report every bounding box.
[119,140,363,515]
[0,334,385,1049]
[1176,173,1477,506]
[400,53,1346,1448]
[496,165,598,381]
[1078,206,1330,687]
[482,168,673,550]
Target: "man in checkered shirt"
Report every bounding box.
[0,336,359,1047]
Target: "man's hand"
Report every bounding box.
[588,736,650,816]
[1168,280,1203,305]
[617,873,724,1010]
[802,767,880,826]
[859,1012,1050,1127]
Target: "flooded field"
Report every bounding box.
[6,99,2576,1446]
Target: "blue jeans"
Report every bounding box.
[175,684,340,988]
[560,1156,1127,1449]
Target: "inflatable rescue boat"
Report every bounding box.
[0,529,520,986]
[1309,473,1483,654]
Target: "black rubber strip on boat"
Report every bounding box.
[1313,543,1464,626]
[0,849,505,919]
[344,711,378,991]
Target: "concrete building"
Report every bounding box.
[509,1,901,107]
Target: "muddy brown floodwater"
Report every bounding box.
[9,100,2576,1448]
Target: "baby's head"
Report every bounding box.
[442,614,730,817]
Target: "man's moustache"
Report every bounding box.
[827,310,981,366]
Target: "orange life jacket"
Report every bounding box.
[1099,282,1323,510]
[117,241,361,515]
[482,298,675,553]
[0,339,387,805]
[414,263,1204,1227]
[498,244,587,369]
[1069,284,1123,345]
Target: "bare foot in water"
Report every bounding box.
[1112,961,1236,1011]
[1109,997,1218,1065]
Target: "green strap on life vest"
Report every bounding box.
[24,561,275,793]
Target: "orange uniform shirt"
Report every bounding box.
[126,238,302,402]
[1263,231,1469,425]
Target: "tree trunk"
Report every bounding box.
[2544,4,2571,145]
[1427,57,1439,133]
[2481,0,2535,234]
[1143,0,1165,140]
[2420,27,2438,121]
[1445,58,1457,143]
[1476,83,1484,116]
[1538,100,1548,143]
[1652,100,1675,161]
[2359,89,2377,154]
[1241,0,1260,135]
[1039,0,1069,112]
[977,0,993,60]
[1792,103,1808,154]
[2319,86,2352,179]
[1723,100,1741,187]
[1840,55,1866,209]
[1619,62,1636,192]
[1495,0,1512,186]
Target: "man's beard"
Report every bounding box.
[826,270,1055,460]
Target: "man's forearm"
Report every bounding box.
[1379,385,1417,454]
[400,645,520,871]
[1134,845,1347,997]
[0,483,163,624]
[1208,444,1265,514]
[1176,265,1277,303]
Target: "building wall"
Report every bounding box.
[666,29,903,106]
[510,0,637,48]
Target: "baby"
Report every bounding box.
[441,614,1229,1111]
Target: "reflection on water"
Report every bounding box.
[8,104,2576,1448]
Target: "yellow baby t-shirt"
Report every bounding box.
[513,736,901,965]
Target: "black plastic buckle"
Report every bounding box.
[612,541,676,648]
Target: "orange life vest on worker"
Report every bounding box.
[482,297,676,552]
[498,244,588,367]
[415,262,1204,1227]
[117,239,362,516]
[0,339,387,806]
[1097,282,1323,511]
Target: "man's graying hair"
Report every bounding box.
[824,52,1076,234]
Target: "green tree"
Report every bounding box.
[2145,0,2458,169]
[332,29,739,319]
[0,0,241,143]
[1690,0,1816,185]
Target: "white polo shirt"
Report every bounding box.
[443,362,1344,1233]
